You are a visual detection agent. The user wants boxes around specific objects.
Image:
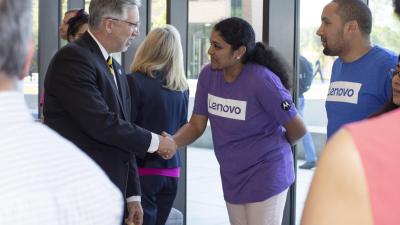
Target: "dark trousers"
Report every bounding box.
[140,175,178,225]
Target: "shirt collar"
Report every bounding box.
[87,30,112,61]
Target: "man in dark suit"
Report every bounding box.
[43,0,176,224]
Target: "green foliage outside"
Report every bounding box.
[370,0,400,53]
[151,0,167,29]
[32,0,39,73]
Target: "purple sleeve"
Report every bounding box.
[256,69,297,125]
[192,65,210,116]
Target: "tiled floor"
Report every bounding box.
[187,147,315,225]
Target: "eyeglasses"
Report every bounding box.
[105,17,140,32]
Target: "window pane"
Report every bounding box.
[370,0,400,51]
[60,0,68,46]
[85,0,91,12]
[25,0,40,118]
[296,0,332,224]
[151,0,167,29]
[187,0,263,80]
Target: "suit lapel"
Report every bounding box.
[113,62,128,119]
[80,32,127,119]
[104,58,127,119]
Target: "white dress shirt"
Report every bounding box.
[0,91,123,225]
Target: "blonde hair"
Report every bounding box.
[131,25,188,91]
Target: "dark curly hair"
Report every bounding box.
[213,17,292,89]
[67,9,89,43]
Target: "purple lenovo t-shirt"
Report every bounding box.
[193,63,296,204]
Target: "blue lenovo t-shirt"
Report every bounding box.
[326,46,396,138]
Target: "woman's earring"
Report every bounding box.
[236,56,241,60]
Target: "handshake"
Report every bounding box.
[156,131,177,160]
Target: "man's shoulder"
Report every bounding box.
[55,41,92,59]
[373,45,397,55]
[370,46,398,62]
[48,41,102,73]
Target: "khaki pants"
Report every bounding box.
[226,188,288,225]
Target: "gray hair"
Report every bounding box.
[88,0,141,29]
[0,0,32,78]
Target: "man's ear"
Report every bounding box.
[105,19,113,34]
[344,20,358,35]
[20,38,34,80]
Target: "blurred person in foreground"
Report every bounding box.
[170,17,306,225]
[301,103,400,225]
[128,25,188,225]
[0,0,123,224]
[43,0,177,224]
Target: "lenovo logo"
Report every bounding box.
[207,94,246,120]
[326,81,361,104]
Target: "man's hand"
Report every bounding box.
[157,132,177,160]
[125,201,143,225]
